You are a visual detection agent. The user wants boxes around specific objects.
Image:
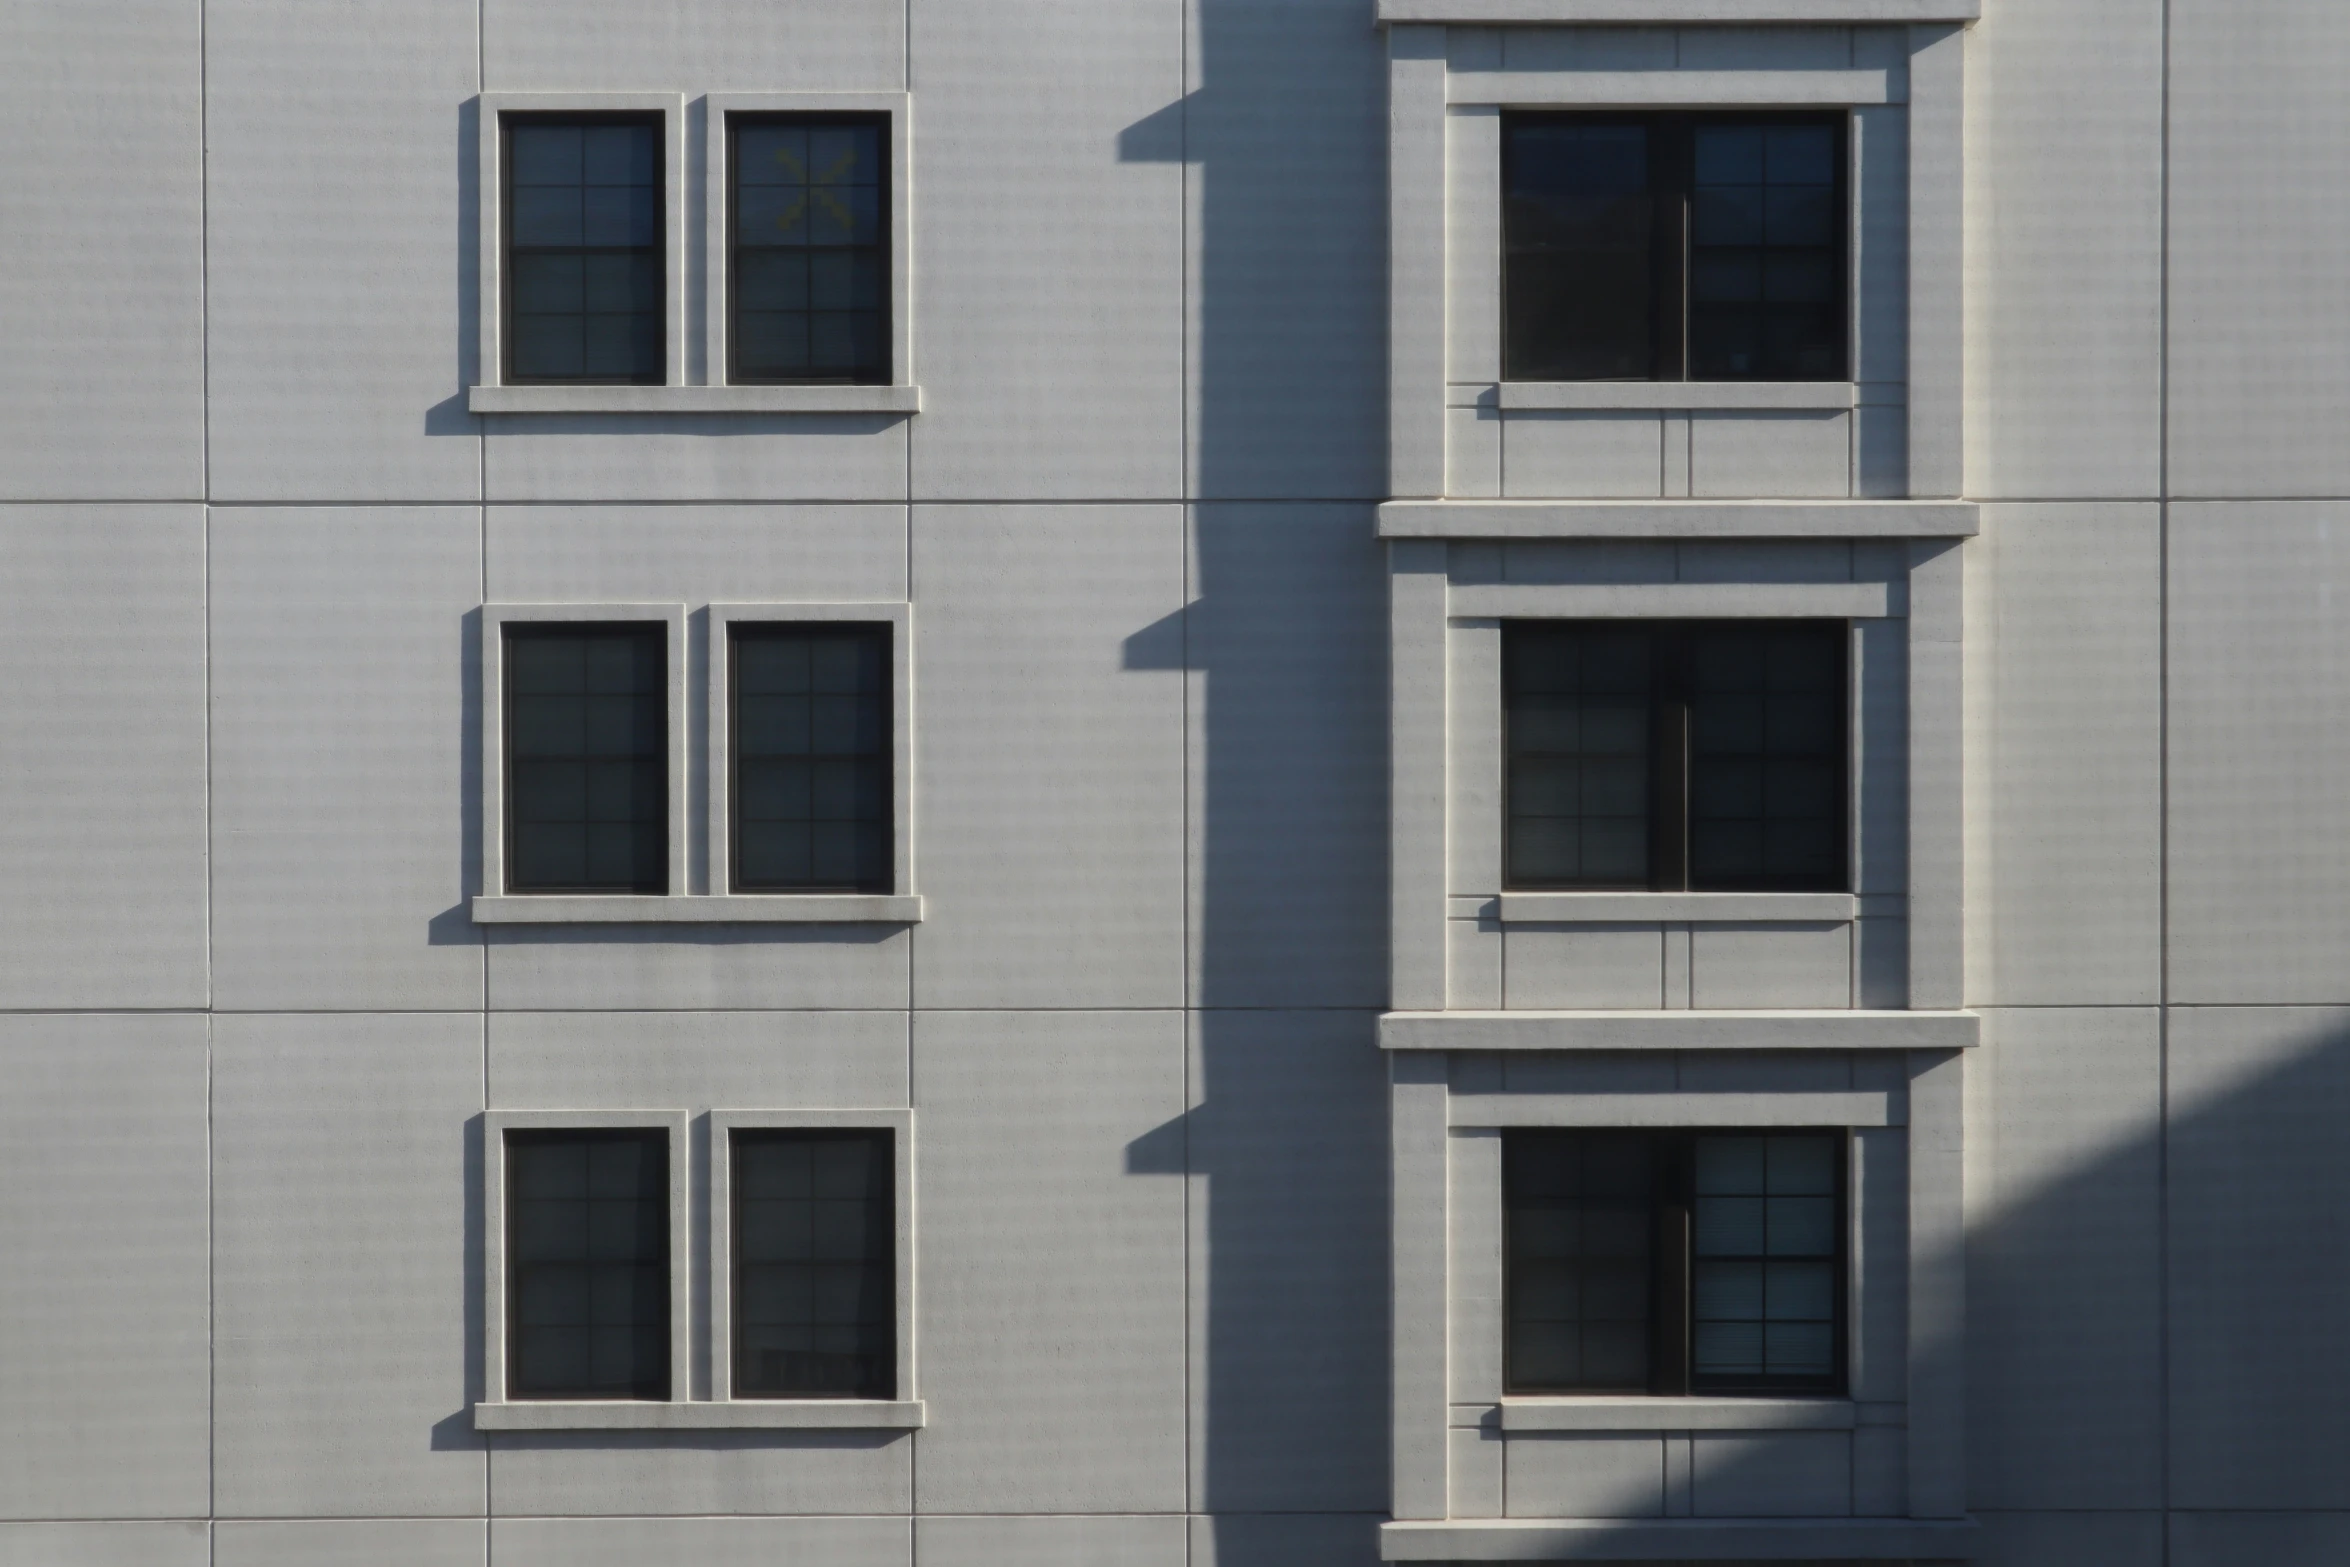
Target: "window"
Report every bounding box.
[728,114,889,385]
[1505,1129,1845,1397]
[729,623,892,893]
[1503,620,1847,892]
[729,1128,896,1399]
[505,1128,672,1401]
[1503,113,1846,382]
[503,114,665,384]
[503,623,669,894]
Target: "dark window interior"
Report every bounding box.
[505,115,664,384]
[730,115,889,384]
[1506,1129,1845,1396]
[731,623,892,893]
[1504,112,1846,382]
[507,1129,670,1401]
[732,1129,895,1399]
[505,624,667,894]
[1504,620,1848,892]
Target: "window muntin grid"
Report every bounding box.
[1690,1134,1842,1387]
[505,1129,670,1401]
[731,1129,895,1399]
[729,115,888,385]
[729,623,892,894]
[504,624,668,895]
[504,115,664,385]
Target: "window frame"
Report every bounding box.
[705,95,915,392]
[1500,109,1850,385]
[1499,617,1853,895]
[1500,1126,1850,1400]
[709,1109,918,1409]
[481,1110,692,1413]
[723,110,894,388]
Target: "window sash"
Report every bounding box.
[505,1128,672,1402]
[503,622,670,895]
[727,112,892,386]
[729,1128,897,1399]
[728,622,894,894]
[502,113,667,386]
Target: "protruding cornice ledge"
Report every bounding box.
[1379,1516,1979,1562]
[1377,499,1979,540]
[1378,1010,1981,1051]
[1377,0,1980,23]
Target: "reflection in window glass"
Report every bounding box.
[505,624,667,894]
[1691,1133,1841,1384]
[1504,122,1656,380]
[731,116,888,383]
[507,1130,669,1400]
[732,1130,895,1398]
[1689,123,1842,378]
[1504,624,1654,888]
[505,117,663,383]
[730,624,891,893]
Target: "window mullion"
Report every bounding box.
[1652,627,1691,892]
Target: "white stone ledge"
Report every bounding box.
[1378,500,1980,540]
[1451,581,1898,620]
[1381,0,1978,21]
[1496,380,1858,412]
[1499,1397,1858,1432]
[1379,1517,1979,1561]
[1495,892,1860,924]
[1452,71,1899,107]
[473,1399,925,1431]
[470,894,924,925]
[1447,1089,1903,1128]
[1378,1010,1980,1052]
[468,384,921,415]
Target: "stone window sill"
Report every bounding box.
[470,894,923,925]
[473,1399,925,1432]
[467,384,920,415]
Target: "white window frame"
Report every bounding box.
[477,1110,693,1430]
[709,1109,922,1425]
[707,603,918,910]
[703,93,917,407]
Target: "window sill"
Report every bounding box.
[470,894,923,925]
[1495,381,1856,413]
[467,384,921,415]
[1495,892,1858,925]
[473,1399,925,1432]
[1380,1518,1979,1562]
[1497,1396,1856,1432]
[1379,0,1979,22]
[1376,499,1980,540]
[1378,1009,1981,1052]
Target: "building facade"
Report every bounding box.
[0,0,2338,1563]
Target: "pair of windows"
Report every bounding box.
[503,620,891,895]
[1503,111,1847,382]
[1505,1129,1846,1397]
[1503,619,1848,893]
[505,1125,895,1402]
[503,111,887,386]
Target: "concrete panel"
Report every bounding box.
[487,1433,909,1520]
[1449,404,1503,497]
[911,506,1186,1008]
[1505,541,1677,584]
[210,508,484,1011]
[0,507,208,1009]
[1690,412,1852,498]
[2167,1006,2350,1507]
[1504,1434,1666,1518]
[0,4,202,499]
[206,0,481,501]
[1674,539,1851,583]
[1675,25,1854,69]
[485,503,906,605]
[1688,922,1853,1009]
[1851,105,1907,391]
[484,926,910,1013]
[1970,505,2160,1005]
[909,0,1183,499]
[212,1013,486,1517]
[0,1524,208,1567]
[1504,924,1666,1009]
[1965,0,2163,498]
[2171,1512,2350,1567]
[2168,0,2350,496]
[1189,506,1388,1007]
[484,0,903,93]
[493,1517,906,1567]
[1451,1425,1504,1518]
[485,415,909,505]
[1690,1431,1852,1516]
[1189,1513,1383,1567]
[1188,0,1387,498]
[2169,504,2350,1002]
[914,1010,1187,1513]
[1969,1007,2162,1508]
[1451,916,1504,1008]
[488,1011,908,1111]
[917,1516,1186,1567]
[0,1016,208,1520]
[216,1521,485,1567]
[1502,412,1665,499]
[1973,1510,2163,1567]
[1190,1010,1389,1511]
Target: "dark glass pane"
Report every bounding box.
[507,1130,668,1400]
[504,115,662,384]
[732,624,891,892]
[1505,624,1652,888]
[731,115,888,383]
[734,1130,894,1398]
[1504,120,1655,380]
[1686,622,1845,891]
[504,625,666,893]
[1688,118,1843,379]
[1505,1132,1655,1393]
[1690,1132,1841,1391]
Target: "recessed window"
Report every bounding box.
[729,623,892,893]
[1503,112,1846,382]
[1505,1129,1845,1397]
[730,1128,896,1399]
[505,623,668,894]
[728,114,889,385]
[504,114,664,385]
[505,1129,671,1401]
[1503,620,1847,892]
